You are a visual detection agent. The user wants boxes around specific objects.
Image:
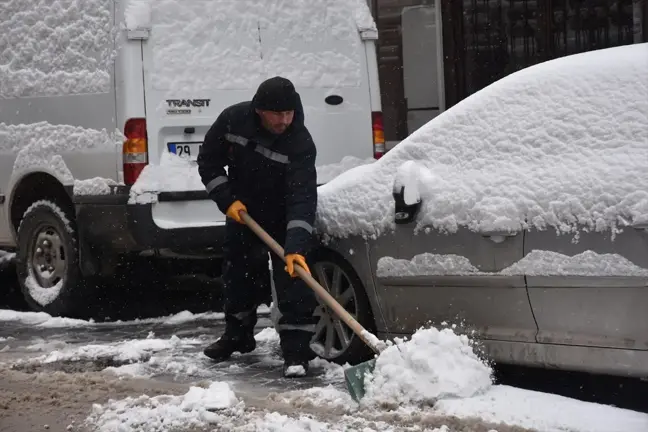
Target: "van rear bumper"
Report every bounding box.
[72,191,226,254]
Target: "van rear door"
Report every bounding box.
[135,0,377,230]
[255,2,375,170]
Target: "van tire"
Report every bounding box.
[16,200,88,317]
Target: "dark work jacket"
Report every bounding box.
[196,97,317,255]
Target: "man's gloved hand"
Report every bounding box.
[226,200,247,224]
[285,254,310,278]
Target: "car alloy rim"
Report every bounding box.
[310,261,357,359]
[30,224,67,288]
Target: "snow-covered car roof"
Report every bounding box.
[317,43,648,239]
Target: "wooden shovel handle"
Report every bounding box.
[239,211,382,355]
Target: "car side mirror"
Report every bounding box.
[393,185,421,224]
[393,160,424,224]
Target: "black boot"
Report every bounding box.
[203,334,256,362]
[279,329,316,378]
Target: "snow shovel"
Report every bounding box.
[238,210,386,402]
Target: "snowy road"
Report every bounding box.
[2,306,648,432]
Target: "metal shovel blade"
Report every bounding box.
[344,358,377,403]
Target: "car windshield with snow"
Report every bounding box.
[308,43,648,380]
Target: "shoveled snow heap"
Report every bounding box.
[86,381,242,431]
[361,326,493,407]
[317,43,648,239]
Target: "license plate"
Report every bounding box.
[168,142,202,159]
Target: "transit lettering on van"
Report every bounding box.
[166,99,211,108]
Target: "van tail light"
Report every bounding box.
[123,118,148,185]
[372,111,385,159]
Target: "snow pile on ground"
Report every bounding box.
[129,152,203,204]
[272,325,648,432]
[107,326,283,380]
[0,0,115,98]
[136,0,374,102]
[0,309,93,328]
[317,43,648,239]
[271,384,357,414]
[0,308,232,328]
[378,250,648,277]
[0,122,122,184]
[434,385,648,432]
[86,381,453,432]
[26,334,203,366]
[317,156,376,184]
[86,381,244,432]
[361,326,493,407]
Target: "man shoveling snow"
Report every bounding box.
[197,77,319,378]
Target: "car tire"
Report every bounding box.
[307,247,376,366]
[16,199,89,317]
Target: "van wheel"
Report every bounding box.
[16,200,87,317]
[308,248,376,366]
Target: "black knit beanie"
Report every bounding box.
[252,76,298,112]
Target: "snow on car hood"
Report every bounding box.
[316,43,648,239]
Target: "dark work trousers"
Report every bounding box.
[221,219,319,362]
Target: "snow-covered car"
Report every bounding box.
[307,43,648,380]
[0,0,382,316]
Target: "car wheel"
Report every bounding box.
[308,248,376,366]
[16,199,88,317]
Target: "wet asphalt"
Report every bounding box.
[1,262,647,413]
[0,262,342,399]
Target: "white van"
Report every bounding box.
[0,0,383,316]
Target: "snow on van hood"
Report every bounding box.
[316,43,648,239]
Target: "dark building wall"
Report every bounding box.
[441,0,645,109]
